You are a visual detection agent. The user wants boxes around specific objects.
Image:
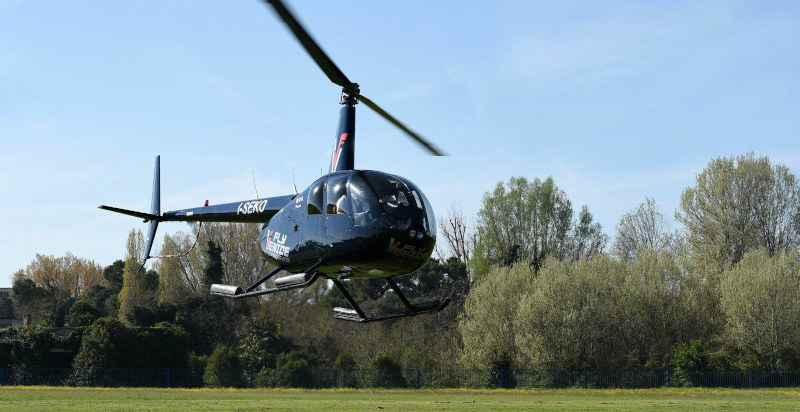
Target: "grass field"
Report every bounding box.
[1,387,800,411]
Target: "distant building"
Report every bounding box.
[0,318,21,328]
[0,287,17,329]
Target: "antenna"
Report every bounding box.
[251,170,259,198]
[290,164,298,194]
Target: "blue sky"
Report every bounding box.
[1,0,798,286]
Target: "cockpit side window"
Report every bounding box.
[349,171,435,232]
[363,171,413,211]
[326,175,349,215]
[406,181,436,236]
[307,180,324,215]
[350,173,383,227]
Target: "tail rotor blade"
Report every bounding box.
[358,94,445,156]
[264,0,353,88]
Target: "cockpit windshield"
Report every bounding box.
[349,171,434,234]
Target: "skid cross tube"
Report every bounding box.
[331,279,368,319]
[245,265,284,293]
[386,276,416,312]
[210,260,325,299]
[233,273,319,298]
[234,260,325,298]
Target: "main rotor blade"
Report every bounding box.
[358,94,445,156]
[264,0,353,88]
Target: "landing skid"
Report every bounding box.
[210,262,450,322]
[331,276,450,323]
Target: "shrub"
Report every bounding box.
[670,340,709,387]
[141,322,191,367]
[6,325,58,368]
[203,344,244,387]
[332,353,358,388]
[273,351,312,388]
[73,317,130,368]
[369,352,405,388]
[68,300,102,327]
[237,316,292,370]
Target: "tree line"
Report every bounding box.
[2,152,799,380]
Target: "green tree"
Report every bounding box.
[144,269,159,292]
[11,277,46,323]
[459,261,533,369]
[670,339,710,387]
[154,234,187,304]
[472,177,574,279]
[67,300,102,327]
[569,205,607,260]
[719,249,800,369]
[273,351,312,388]
[103,260,125,291]
[12,253,104,298]
[73,317,131,368]
[164,223,265,297]
[126,228,145,263]
[514,256,626,369]
[202,223,265,288]
[612,197,680,262]
[369,352,405,388]
[203,344,244,387]
[202,240,224,289]
[624,250,712,368]
[11,277,73,326]
[513,252,711,370]
[142,322,191,368]
[82,284,116,318]
[332,353,358,387]
[117,258,149,325]
[237,316,292,371]
[676,153,800,270]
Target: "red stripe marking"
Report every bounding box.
[331,133,349,170]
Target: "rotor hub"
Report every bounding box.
[340,83,360,106]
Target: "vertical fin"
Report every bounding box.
[142,155,161,264]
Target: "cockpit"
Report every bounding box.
[304,170,436,237]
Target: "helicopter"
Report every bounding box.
[99,0,449,323]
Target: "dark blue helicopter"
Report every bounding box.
[100,0,448,322]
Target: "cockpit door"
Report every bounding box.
[305,179,327,252]
[325,174,355,246]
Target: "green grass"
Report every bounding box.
[1,387,800,411]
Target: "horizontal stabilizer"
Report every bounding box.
[98,205,160,222]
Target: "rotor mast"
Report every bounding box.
[330,85,359,173]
